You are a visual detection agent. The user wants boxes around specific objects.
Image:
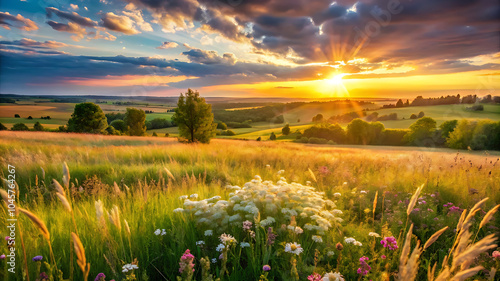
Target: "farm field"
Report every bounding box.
[0,131,499,280]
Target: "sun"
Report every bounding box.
[328,73,347,86]
[317,73,350,97]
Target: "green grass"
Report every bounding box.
[0,131,499,281]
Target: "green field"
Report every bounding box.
[2,101,500,141]
[0,131,498,281]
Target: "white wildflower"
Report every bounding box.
[323,271,345,281]
[240,242,250,248]
[204,230,213,236]
[154,229,161,236]
[284,242,303,255]
[344,237,356,244]
[353,241,362,246]
[312,235,323,243]
[327,251,335,257]
[368,232,380,238]
[190,193,199,199]
[333,192,341,197]
[196,240,205,246]
[179,195,188,200]
[173,208,184,213]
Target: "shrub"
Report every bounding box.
[152,132,158,137]
[11,123,29,131]
[226,122,252,128]
[217,122,228,130]
[256,136,261,141]
[164,133,170,137]
[312,113,323,122]
[418,111,425,118]
[269,132,277,140]
[33,122,44,131]
[382,129,408,146]
[273,115,284,124]
[410,114,418,119]
[27,116,33,120]
[308,137,328,144]
[110,120,127,132]
[377,113,398,121]
[303,123,345,143]
[327,140,336,145]
[466,104,484,111]
[0,122,7,130]
[105,126,119,135]
[14,114,20,118]
[439,120,458,139]
[405,117,437,146]
[282,124,291,135]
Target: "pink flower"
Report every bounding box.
[178,249,195,274]
[263,265,271,272]
[381,236,398,251]
[243,220,252,231]
[357,256,371,276]
[307,272,322,281]
[381,255,386,259]
[493,251,500,259]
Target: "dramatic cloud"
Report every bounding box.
[123,3,153,32]
[46,7,97,27]
[182,48,237,65]
[156,41,179,49]
[47,21,87,41]
[0,38,69,48]
[0,11,38,31]
[100,12,139,34]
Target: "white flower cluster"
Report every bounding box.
[122,263,138,273]
[154,229,166,236]
[344,237,362,246]
[174,175,343,234]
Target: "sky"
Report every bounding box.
[0,0,499,99]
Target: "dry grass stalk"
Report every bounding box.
[407,184,424,216]
[398,224,423,281]
[479,204,500,229]
[113,182,122,195]
[124,219,131,235]
[52,179,66,197]
[55,192,72,213]
[108,205,121,230]
[423,226,449,250]
[71,232,90,281]
[428,262,437,281]
[19,207,50,241]
[373,191,378,217]
[164,167,175,180]
[451,265,484,281]
[62,162,70,189]
[308,168,317,182]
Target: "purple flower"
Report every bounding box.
[267,227,277,246]
[32,256,43,262]
[94,273,106,281]
[357,256,371,276]
[39,272,49,281]
[263,265,271,272]
[381,236,398,251]
[0,254,5,259]
[5,236,10,241]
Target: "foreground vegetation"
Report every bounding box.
[0,132,499,280]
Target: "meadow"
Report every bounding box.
[0,131,499,280]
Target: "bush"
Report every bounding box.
[110,120,127,132]
[217,122,228,130]
[221,130,236,136]
[269,132,277,140]
[308,137,328,144]
[164,133,170,137]
[297,137,309,143]
[282,124,290,135]
[152,132,158,137]
[405,117,437,146]
[149,118,173,129]
[410,114,418,119]
[439,120,458,139]
[105,126,120,135]
[302,123,345,143]
[256,136,261,141]
[57,125,67,132]
[27,116,33,120]
[327,140,336,145]
[377,113,398,121]
[0,122,7,130]
[226,122,252,128]
[33,122,44,131]
[418,111,425,118]
[466,104,484,111]
[382,129,408,146]
[273,115,284,124]
[14,114,20,118]
[312,114,323,122]
[11,123,29,131]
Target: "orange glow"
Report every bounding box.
[63,75,196,87]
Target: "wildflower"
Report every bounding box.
[360,190,367,194]
[357,256,371,276]
[32,256,43,262]
[294,226,303,234]
[312,235,323,243]
[190,194,198,199]
[0,254,5,259]
[336,242,343,251]
[179,195,188,200]
[323,271,345,281]
[493,251,500,259]
[265,164,271,168]
[353,241,362,246]
[344,237,356,244]
[277,169,285,175]
[262,264,271,271]
[418,200,426,204]
[219,233,237,245]
[284,242,303,255]
[173,208,184,213]
[178,249,195,276]
[216,244,225,252]
[368,232,380,237]
[5,236,10,241]
[94,273,106,281]
[327,251,335,257]
[240,242,250,248]
[308,272,322,281]
[211,258,217,263]
[196,241,205,246]
[427,208,433,212]
[204,230,213,236]
[154,229,161,236]
[242,220,252,231]
[333,192,341,197]
[381,236,398,250]
[343,182,348,185]
[381,255,386,259]
[363,208,371,214]
[249,231,256,238]
[412,208,420,213]
[122,263,139,273]
[267,227,277,246]
[39,273,49,281]
[319,166,329,175]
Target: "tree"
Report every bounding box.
[269,132,277,140]
[11,123,29,131]
[418,111,425,118]
[152,132,158,137]
[105,125,119,135]
[410,114,418,119]
[110,119,127,132]
[347,118,370,144]
[217,122,228,130]
[439,120,458,139]
[27,116,33,120]
[33,122,44,131]
[172,89,217,143]
[405,117,437,146]
[256,136,261,141]
[0,122,7,130]
[67,102,107,134]
[282,124,291,135]
[312,114,323,122]
[396,99,404,107]
[446,120,476,149]
[14,114,20,118]
[273,115,284,124]
[164,133,170,137]
[125,108,147,136]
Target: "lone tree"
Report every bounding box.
[67,102,107,134]
[125,108,146,136]
[282,124,291,135]
[33,122,44,131]
[269,132,277,140]
[172,89,216,143]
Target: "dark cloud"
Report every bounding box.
[45,7,97,27]
[47,21,87,41]
[182,48,237,65]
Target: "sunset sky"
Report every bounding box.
[0,0,498,98]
